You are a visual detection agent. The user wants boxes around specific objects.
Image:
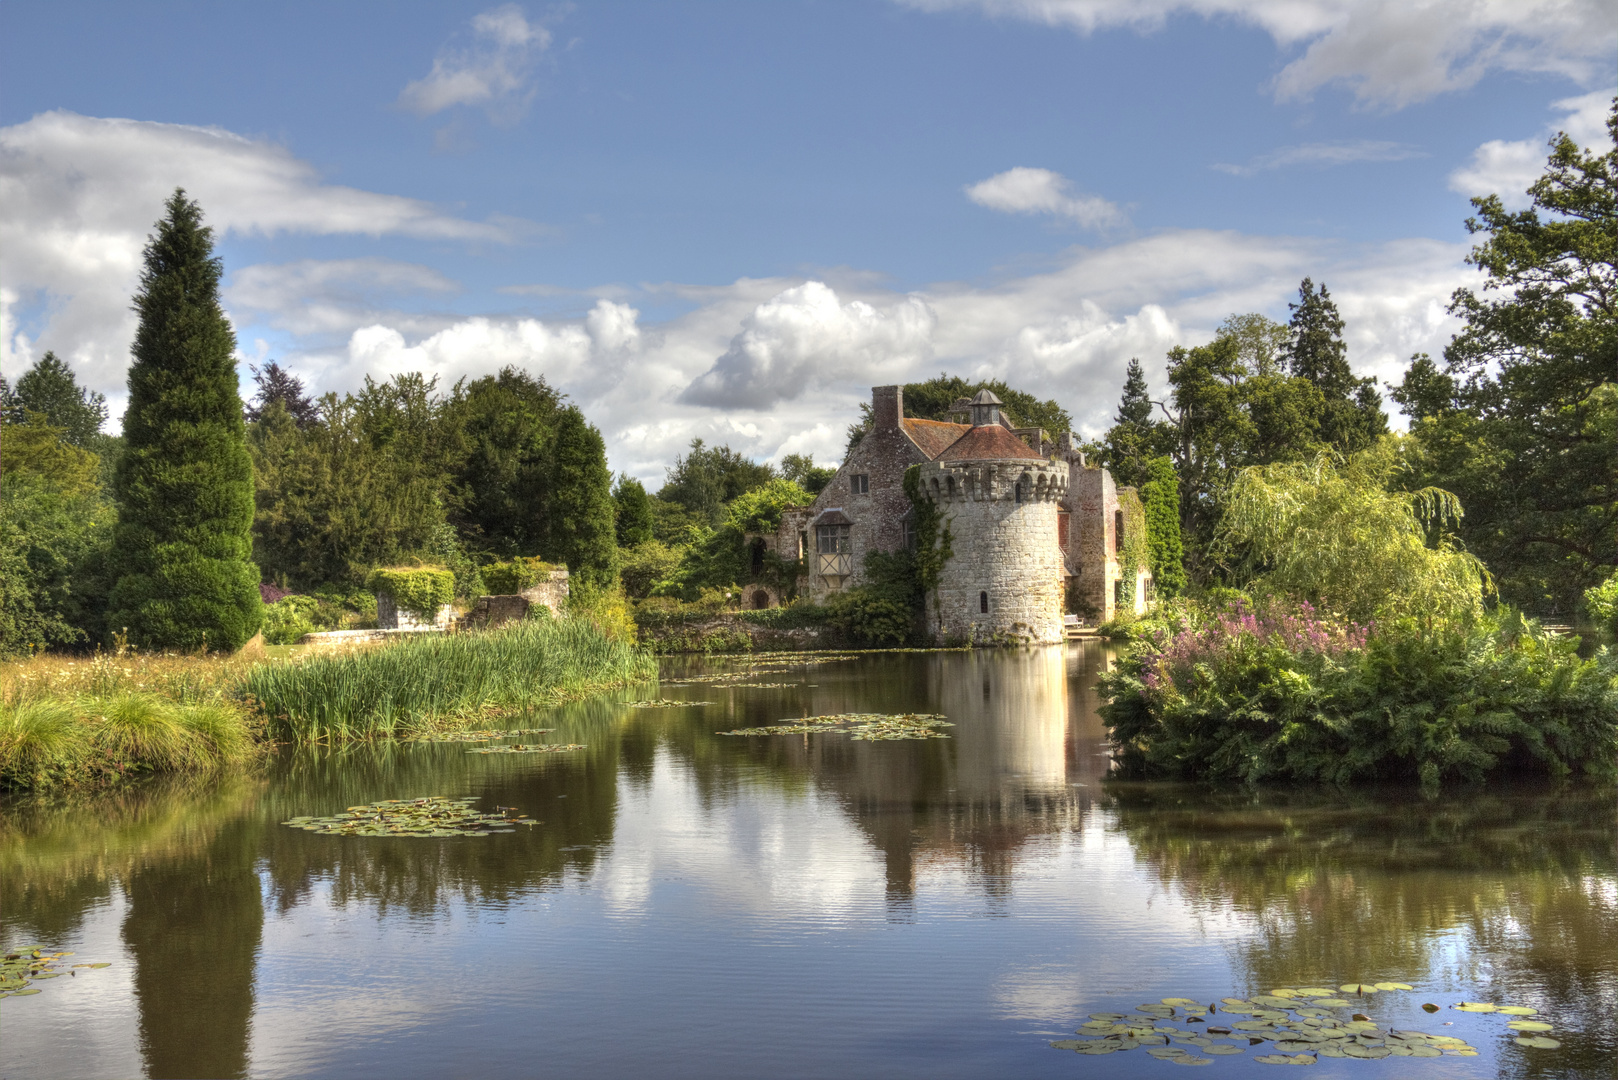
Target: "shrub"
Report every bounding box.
[366,568,454,620]
[481,556,555,595]
[1585,570,1618,638]
[1099,599,1618,786]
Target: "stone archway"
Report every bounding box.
[750,588,772,610]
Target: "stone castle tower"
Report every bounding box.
[917,391,1069,644]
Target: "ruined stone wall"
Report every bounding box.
[376,593,455,631]
[919,457,1068,644]
[519,568,570,615]
[1057,435,1120,622]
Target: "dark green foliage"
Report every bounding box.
[651,480,811,600]
[1099,603,1618,786]
[657,439,776,525]
[449,367,561,555]
[845,374,1073,455]
[1100,358,1176,488]
[542,406,617,590]
[618,541,681,599]
[109,191,262,652]
[903,464,951,597]
[2,352,108,447]
[780,452,834,495]
[649,497,703,546]
[1397,100,1617,614]
[1139,457,1186,598]
[244,361,319,426]
[481,556,555,595]
[612,474,655,547]
[1285,278,1387,453]
[826,550,921,647]
[1115,488,1150,609]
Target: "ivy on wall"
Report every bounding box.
[366,567,455,620]
[482,557,557,595]
[903,465,953,598]
[1116,488,1150,612]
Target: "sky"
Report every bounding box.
[1,1,1613,484]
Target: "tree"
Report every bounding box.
[245,361,320,426]
[843,374,1073,455]
[612,474,655,547]
[542,406,617,590]
[780,453,834,496]
[1139,457,1186,599]
[1397,98,1617,613]
[1214,443,1490,625]
[109,191,262,650]
[448,367,560,555]
[2,352,108,447]
[1100,358,1176,488]
[657,439,776,525]
[1285,279,1387,453]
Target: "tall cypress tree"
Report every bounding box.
[542,405,618,589]
[109,190,262,650]
[612,474,655,547]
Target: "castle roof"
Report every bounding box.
[902,417,971,459]
[936,422,1045,462]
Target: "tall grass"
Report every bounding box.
[0,694,258,791]
[240,618,657,741]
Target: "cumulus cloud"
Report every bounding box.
[226,258,460,337]
[899,1,1618,108]
[398,4,551,119]
[680,282,937,408]
[1213,139,1425,176]
[1449,89,1615,209]
[0,111,530,395]
[964,167,1125,228]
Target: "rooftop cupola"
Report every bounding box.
[968,389,1003,427]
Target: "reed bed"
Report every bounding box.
[239,618,658,742]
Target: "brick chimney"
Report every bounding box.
[872,385,903,431]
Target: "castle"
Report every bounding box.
[766,385,1151,644]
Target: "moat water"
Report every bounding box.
[3,644,1614,1078]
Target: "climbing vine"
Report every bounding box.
[1116,488,1150,612]
[366,567,455,620]
[904,465,953,598]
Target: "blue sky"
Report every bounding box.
[2,1,1613,481]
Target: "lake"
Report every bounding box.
[3,643,1614,1078]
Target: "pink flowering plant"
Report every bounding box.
[1098,596,1618,786]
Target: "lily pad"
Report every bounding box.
[1311,998,1351,1007]
[1513,1036,1561,1049]
[1454,1002,1497,1013]
[1295,988,1337,998]
[1255,1053,1316,1065]
[1088,1012,1126,1021]
[468,742,586,754]
[1341,1044,1390,1059]
[719,713,952,740]
[1497,1005,1538,1016]
[1339,983,1378,995]
[624,699,715,708]
[1507,1020,1554,1032]
[283,796,535,836]
[1203,1045,1244,1055]
[1162,997,1201,1006]
[1373,982,1413,991]
[1421,1003,1440,1013]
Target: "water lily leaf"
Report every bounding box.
[1514,1036,1560,1049]
[1146,1046,1188,1058]
[1171,1056,1213,1066]
[1203,1045,1244,1055]
[1222,997,1252,1006]
[1295,988,1336,998]
[1373,982,1413,991]
[1497,1005,1538,1016]
[1050,1040,1084,1050]
[1407,1046,1442,1058]
[1311,998,1351,1007]
[1274,1041,1315,1052]
[1339,983,1377,994]
[1421,1003,1440,1013]
[1071,1043,1117,1054]
[1507,1020,1553,1032]
[1341,1044,1389,1059]
[1163,997,1201,1006]
[1454,1002,1497,1013]
[8,989,41,996]
[1349,1014,1373,1024]
[1448,1049,1479,1056]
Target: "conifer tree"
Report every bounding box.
[1101,358,1174,488]
[246,361,320,426]
[543,405,617,589]
[2,352,108,447]
[109,190,262,650]
[1285,278,1387,453]
[612,474,654,547]
[1139,456,1186,598]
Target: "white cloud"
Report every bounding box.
[964,167,1125,228]
[226,258,460,337]
[680,281,938,408]
[1213,139,1425,175]
[1449,89,1615,209]
[398,4,552,119]
[0,111,530,399]
[900,1,1618,108]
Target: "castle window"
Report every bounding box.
[1114,579,1124,607]
[1114,509,1124,553]
[850,473,870,495]
[816,524,853,586]
[902,518,917,551]
[979,591,989,614]
[1058,511,1070,548]
[817,524,851,554]
[1015,478,1025,504]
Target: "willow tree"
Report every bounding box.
[1213,441,1490,624]
[109,191,261,650]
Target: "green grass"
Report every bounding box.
[0,693,258,791]
[240,617,657,742]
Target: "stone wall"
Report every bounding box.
[920,456,1069,644]
[464,594,531,631]
[519,568,570,616]
[1057,435,1120,623]
[375,592,455,631]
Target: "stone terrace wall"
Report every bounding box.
[519,568,570,615]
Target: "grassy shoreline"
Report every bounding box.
[0,619,657,792]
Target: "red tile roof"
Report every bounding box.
[901,417,971,460]
[937,423,1044,461]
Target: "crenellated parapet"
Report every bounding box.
[918,458,1069,505]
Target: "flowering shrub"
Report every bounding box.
[1100,598,1617,786]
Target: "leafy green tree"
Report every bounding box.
[542,406,617,589]
[649,497,703,546]
[448,367,560,555]
[1139,456,1186,599]
[1396,98,1617,614]
[2,352,108,447]
[780,452,834,495]
[1285,279,1387,453]
[657,439,776,525]
[1214,442,1490,625]
[844,374,1073,454]
[109,191,262,651]
[612,474,655,547]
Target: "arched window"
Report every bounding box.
[979,591,989,614]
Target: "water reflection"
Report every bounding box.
[3,644,1614,1079]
